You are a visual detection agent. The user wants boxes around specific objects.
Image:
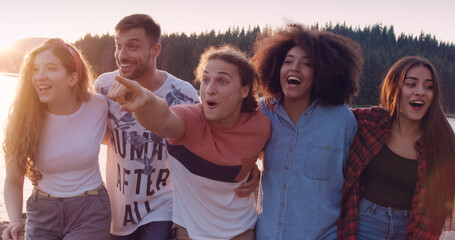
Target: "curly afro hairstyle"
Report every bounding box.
[252,24,364,106]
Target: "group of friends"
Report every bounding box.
[2,13,455,240]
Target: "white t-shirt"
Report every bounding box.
[95,70,199,235]
[36,93,107,197]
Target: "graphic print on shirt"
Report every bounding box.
[165,84,195,105]
[97,86,137,131]
[108,111,136,130]
[128,131,165,175]
[99,85,172,180]
[97,84,198,227]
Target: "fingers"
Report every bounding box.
[10,226,21,240]
[107,81,129,105]
[113,76,140,103]
[107,75,141,111]
[235,182,256,198]
[235,165,261,198]
[2,224,22,240]
[250,165,260,180]
[114,75,137,87]
[1,228,10,240]
[235,179,258,198]
[107,75,152,112]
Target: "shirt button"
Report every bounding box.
[279,222,283,226]
[283,185,287,189]
[325,145,329,150]
[281,204,285,207]
[289,147,293,152]
[304,112,309,116]
[285,166,289,170]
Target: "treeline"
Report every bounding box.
[73,24,455,113]
[74,25,262,86]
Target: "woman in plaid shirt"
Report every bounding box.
[338,56,455,239]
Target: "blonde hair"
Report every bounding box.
[2,39,94,175]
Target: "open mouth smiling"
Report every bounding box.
[119,63,134,72]
[37,85,52,92]
[120,63,133,68]
[410,101,424,108]
[287,76,301,85]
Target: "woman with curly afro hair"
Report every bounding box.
[252,24,364,239]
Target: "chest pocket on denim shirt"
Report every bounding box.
[304,140,342,180]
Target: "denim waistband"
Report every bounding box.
[360,198,410,217]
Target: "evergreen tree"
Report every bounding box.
[55,24,455,113]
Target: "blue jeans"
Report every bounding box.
[357,198,410,240]
[110,221,173,240]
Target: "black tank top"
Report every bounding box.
[361,145,418,210]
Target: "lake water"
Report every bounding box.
[0,73,455,222]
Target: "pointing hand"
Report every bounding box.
[107,76,149,112]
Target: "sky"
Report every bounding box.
[0,0,454,50]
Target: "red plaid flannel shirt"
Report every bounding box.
[337,107,443,240]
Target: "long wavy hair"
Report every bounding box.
[380,56,455,227]
[3,39,94,176]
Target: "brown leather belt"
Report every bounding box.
[35,183,104,198]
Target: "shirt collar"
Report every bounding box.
[273,95,320,115]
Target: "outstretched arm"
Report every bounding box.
[2,163,25,240]
[108,76,184,138]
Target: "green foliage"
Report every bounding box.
[75,33,116,76]
[324,23,455,113]
[73,24,455,113]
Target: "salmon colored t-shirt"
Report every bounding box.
[166,103,270,239]
[168,103,270,181]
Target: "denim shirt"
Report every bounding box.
[256,98,357,240]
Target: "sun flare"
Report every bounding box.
[0,74,19,139]
[0,38,19,53]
